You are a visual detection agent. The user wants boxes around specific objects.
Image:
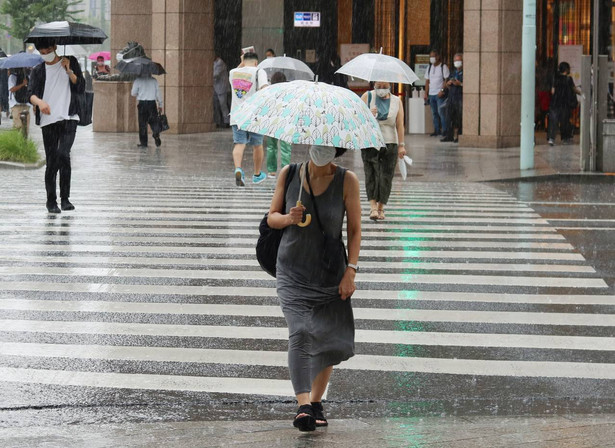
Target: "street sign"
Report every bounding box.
[294,12,321,27]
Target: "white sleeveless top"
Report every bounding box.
[368,91,400,145]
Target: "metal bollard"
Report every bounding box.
[19,110,29,140]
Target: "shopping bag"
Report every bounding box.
[398,155,413,180]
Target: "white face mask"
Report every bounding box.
[454,60,462,68]
[41,51,56,63]
[375,88,390,98]
[309,145,337,167]
[116,52,124,62]
[429,57,436,64]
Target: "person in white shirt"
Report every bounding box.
[423,49,450,137]
[28,38,85,214]
[229,52,269,186]
[131,74,163,148]
[7,68,31,131]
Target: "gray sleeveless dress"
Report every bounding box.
[276,164,355,395]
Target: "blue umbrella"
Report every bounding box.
[0,53,43,69]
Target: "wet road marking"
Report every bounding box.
[2,301,614,325]
[1,282,613,304]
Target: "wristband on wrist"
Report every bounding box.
[347,263,359,272]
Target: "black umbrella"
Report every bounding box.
[115,57,166,76]
[24,21,107,45]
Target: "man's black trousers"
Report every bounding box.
[42,119,77,204]
[445,100,463,140]
[137,100,161,146]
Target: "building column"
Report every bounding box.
[151,0,215,134]
[459,1,523,148]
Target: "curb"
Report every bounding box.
[0,159,45,170]
[483,172,615,183]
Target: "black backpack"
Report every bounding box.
[13,70,29,104]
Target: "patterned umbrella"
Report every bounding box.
[234,80,385,150]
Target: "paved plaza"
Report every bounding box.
[0,125,614,446]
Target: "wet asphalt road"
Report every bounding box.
[0,129,614,429]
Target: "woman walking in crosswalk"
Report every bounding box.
[266,145,362,431]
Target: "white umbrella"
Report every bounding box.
[257,55,314,81]
[336,48,419,85]
[234,80,385,150]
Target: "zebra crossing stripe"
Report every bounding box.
[2,282,613,305]
[2,301,614,325]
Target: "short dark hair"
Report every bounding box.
[559,61,571,73]
[265,48,275,55]
[34,38,56,51]
[270,71,287,84]
[430,49,440,56]
[243,52,258,62]
[335,147,347,158]
[97,56,104,60]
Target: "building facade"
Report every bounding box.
[107,0,612,147]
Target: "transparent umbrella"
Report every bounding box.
[257,55,315,81]
[336,48,419,85]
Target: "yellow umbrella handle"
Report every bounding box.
[296,200,311,227]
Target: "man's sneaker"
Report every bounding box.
[61,199,75,211]
[46,202,61,214]
[235,168,245,186]
[154,135,161,147]
[253,172,267,184]
[548,139,555,146]
[268,172,276,179]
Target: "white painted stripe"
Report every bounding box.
[0,256,593,273]
[2,324,615,351]
[0,244,585,260]
[555,227,615,231]
[0,266,602,288]
[0,235,574,250]
[2,282,612,305]
[1,301,613,325]
[0,222,561,232]
[0,204,540,217]
[0,227,567,240]
[0,367,294,397]
[0,211,551,223]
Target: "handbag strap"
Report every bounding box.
[304,163,327,239]
[282,163,297,213]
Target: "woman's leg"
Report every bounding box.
[310,366,333,402]
[377,144,399,207]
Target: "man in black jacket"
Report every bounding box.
[28,38,85,213]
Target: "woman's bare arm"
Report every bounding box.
[267,165,304,229]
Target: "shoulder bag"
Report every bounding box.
[256,163,297,277]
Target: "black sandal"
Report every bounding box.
[311,401,328,427]
[293,404,316,432]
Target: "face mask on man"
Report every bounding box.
[97,61,104,66]
[41,51,56,63]
[309,145,337,167]
[454,61,462,68]
[429,57,436,64]
[375,88,390,98]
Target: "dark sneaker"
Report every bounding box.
[429,132,439,137]
[154,135,161,147]
[235,168,245,186]
[61,199,75,211]
[46,202,61,213]
[137,144,147,148]
[440,137,454,142]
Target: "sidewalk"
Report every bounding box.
[0,117,588,182]
[2,415,614,447]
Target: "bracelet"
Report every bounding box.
[399,142,405,147]
[347,263,359,272]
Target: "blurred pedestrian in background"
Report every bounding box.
[213,54,230,128]
[0,69,9,119]
[265,48,276,59]
[548,61,580,146]
[266,71,292,178]
[93,55,110,78]
[229,51,269,186]
[361,81,406,221]
[535,58,553,131]
[267,148,361,432]
[424,49,449,137]
[131,73,163,148]
[441,53,463,143]
[8,68,31,130]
